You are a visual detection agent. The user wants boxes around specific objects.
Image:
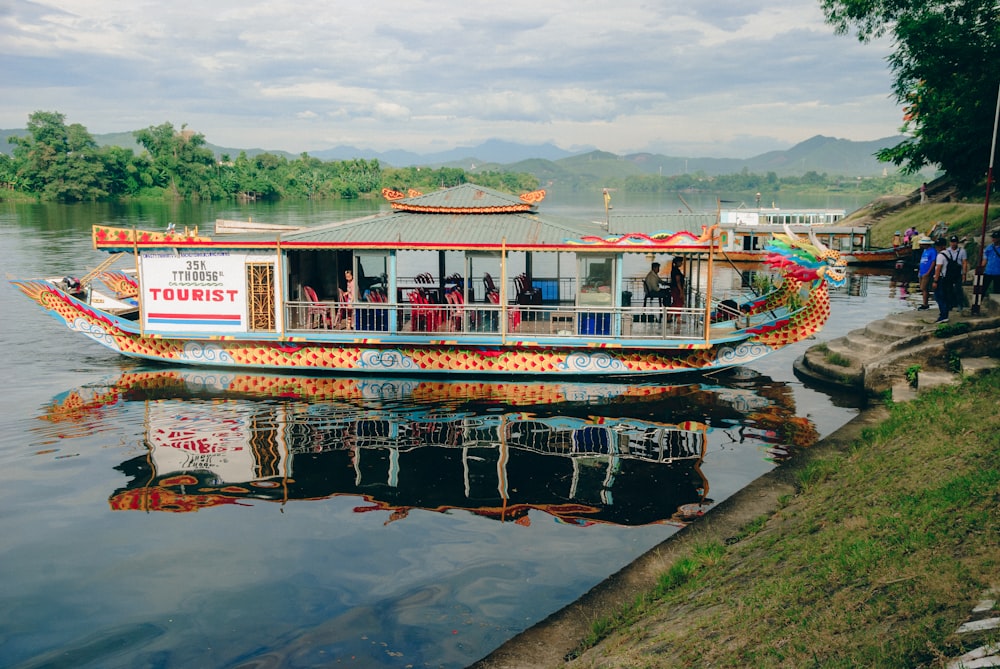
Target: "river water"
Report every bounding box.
[0,195,910,668]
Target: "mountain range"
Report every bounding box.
[1,128,907,178]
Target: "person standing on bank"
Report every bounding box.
[945,234,969,309]
[981,229,1000,296]
[916,237,937,310]
[931,238,951,322]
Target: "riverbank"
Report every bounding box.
[473,366,999,668]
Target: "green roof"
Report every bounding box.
[389,183,538,212]
[281,184,608,248]
[608,213,716,237]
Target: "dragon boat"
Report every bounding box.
[11,183,846,376]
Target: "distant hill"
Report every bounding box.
[310,138,584,165]
[1,127,906,178]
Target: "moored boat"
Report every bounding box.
[717,213,904,266]
[11,184,847,376]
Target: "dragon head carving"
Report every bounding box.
[763,224,848,287]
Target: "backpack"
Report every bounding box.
[940,250,962,286]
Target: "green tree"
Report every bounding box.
[9,111,106,201]
[134,122,218,198]
[99,145,149,197]
[821,0,1000,188]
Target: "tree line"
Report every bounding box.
[0,111,539,202]
[613,168,923,196]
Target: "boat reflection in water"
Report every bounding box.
[39,368,818,527]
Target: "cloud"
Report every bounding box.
[0,0,902,157]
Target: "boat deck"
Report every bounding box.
[284,300,761,345]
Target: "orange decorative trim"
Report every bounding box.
[519,189,546,204]
[381,188,406,201]
[93,226,211,246]
[389,202,536,214]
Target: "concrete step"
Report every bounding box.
[842,331,886,357]
[961,356,1000,377]
[798,344,863,388]
[863,317,925,342]
[915,370,960,391]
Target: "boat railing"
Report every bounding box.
[286,299,726,341]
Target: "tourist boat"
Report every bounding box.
[11,184,847,376]
[716,210,905,266]
[38,369,815,525]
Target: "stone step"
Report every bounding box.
[884,309,936,330]
[842,331,886,357]
[915,370,960,391]
[961,356,1000,377]
[797,345,863,387]
[890,382,918,403]
[863,317,925,342]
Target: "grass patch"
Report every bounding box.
[825,351,852,367]
[935,321,971,338]
[567,370,1000,668]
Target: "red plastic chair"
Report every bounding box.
[485,290,519,330]
[303,286,332,329]
[445,288,465,331]
[514,273,542,305]
[410,290,442,331]
[483,273,497,296]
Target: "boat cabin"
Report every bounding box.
[100,184,743,345]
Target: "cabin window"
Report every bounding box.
[578,256,614,306]
[355,252,389,301]
[246,262,276,331]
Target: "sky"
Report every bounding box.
[1,0,904,159]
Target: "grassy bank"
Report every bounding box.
[866,202,999,248]
[566,370,999,668]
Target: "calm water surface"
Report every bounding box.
[0,198,912,668]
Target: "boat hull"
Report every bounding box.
[12,278,827,376]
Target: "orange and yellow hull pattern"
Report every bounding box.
[12,278,830,376]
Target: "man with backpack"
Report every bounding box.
[932,235,968,322]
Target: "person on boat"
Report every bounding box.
[916,237,937,311]
[337,269,355,328]
[669,257,686,309]
[980,229,1000,296]
[643,262,669,305]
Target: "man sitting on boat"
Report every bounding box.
[643,262,669,305]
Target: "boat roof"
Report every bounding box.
[93,183,720,254]
[283,210,608,248]
[609,213,716,237]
